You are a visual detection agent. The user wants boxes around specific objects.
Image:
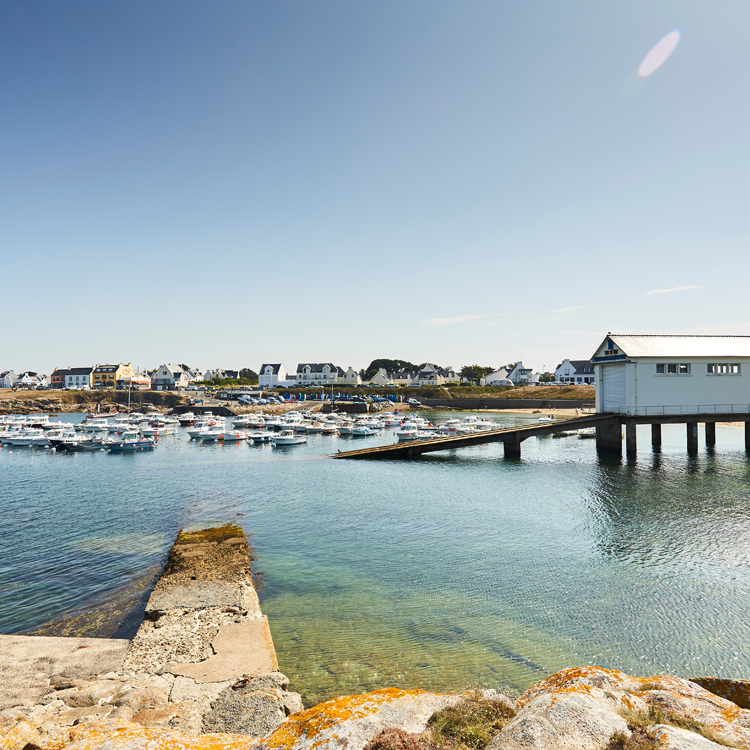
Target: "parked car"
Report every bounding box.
[408,398,422,406]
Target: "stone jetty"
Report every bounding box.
[0,524,303,747]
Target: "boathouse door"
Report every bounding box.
[602,364,626,413]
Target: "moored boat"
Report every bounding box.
[107,430,156,452]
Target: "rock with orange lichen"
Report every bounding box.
[487,666,750,750]
[0,719,40,750]
[255,688,460,750]
[39,719,256,750]
[692,677,750,711]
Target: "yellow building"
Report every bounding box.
[93,363,135,388]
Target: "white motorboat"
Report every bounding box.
[186,418,226,439]
[220,431,248,442]
[306,421,325,433]
[107,430,156,452]
[48,429,81,451]
[77,419,110,432]
[272,429,307,445]
[351,426,376,436]
[438,419,461,434]
[8,429,46,446]
[247,430,274,443]
[108,417,132,432]
[320,424,339,435]
[396,427,422,441]
[578,427,597,439]
[196,429,224,442]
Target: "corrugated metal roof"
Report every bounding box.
[609,334,750,357]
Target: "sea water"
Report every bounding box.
[2,412,750,705]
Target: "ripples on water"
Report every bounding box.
[2,413,750,705]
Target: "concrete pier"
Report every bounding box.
[687,422,699,454]
[651,424,662,450]
[705,422,716,448]
[596,421,622,455]
[503,433,522,458]
[625,423,637,457]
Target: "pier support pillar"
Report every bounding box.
[625,422,637,458]
[651,424,662,450]
[705,422,716,448]
[687,422,699,454]
[503,435,522,459]
[596,420,622,455]
[745,422,750,452]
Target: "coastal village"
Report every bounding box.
[0,358,596,391]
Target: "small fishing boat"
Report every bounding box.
[107,430,156,453]
[247,430,274,443]
[220,431,248,442]
[272,429,307,445]
[196,428,224,442]
[351,426,376,436]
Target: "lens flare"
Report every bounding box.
[638,30,681,77]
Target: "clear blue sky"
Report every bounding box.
[2,1,748,375]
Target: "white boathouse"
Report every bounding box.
[592,334,750,415]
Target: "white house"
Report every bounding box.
[391,370,415,386]
[15,372,46,388]
[204,368,230,381]
[507,362,533,384]
[151,364,189,391]
[259,364,286,388]
[555,359,595,384]
[592,334,750,415]
[338,366,362,385]
[0,370,17,389]
[65,367,94,389]
[369,368,393,386]
[295,363,340,386]
[411,364,460,386]
[480,368,511,386]
[184,367,203,383]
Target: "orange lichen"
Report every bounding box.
[40,721,257,750]
[261,689,430,750]
[518,667,629,707]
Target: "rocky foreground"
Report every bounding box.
[3,666,750,750]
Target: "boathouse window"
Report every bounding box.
[656,364,691,375]
[707,364,741,375]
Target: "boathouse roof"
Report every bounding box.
[598,334,750,359]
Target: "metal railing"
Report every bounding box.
[612,404,750,416]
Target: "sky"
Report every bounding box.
[2,1,749,376]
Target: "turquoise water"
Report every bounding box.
[2,412,750,705]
